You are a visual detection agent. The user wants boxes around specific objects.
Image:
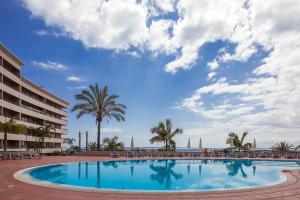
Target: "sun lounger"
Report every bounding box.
[127,151,134,158]
[29,151,42,159]
[111,151,119,158]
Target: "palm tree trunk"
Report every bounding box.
[4,132,7,152]
[97,120,101,150]
[165,140,168,150]
[25,133,28,151]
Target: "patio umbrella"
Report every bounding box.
[199,138,202,149]
[253,138,256,157]
[187,138,191,149]
[130,136,134,149]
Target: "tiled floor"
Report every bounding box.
[0,156,300,200]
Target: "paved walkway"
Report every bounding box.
[0,156,300,200]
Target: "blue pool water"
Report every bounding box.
[25,159,300,191]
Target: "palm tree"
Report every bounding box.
[272,142,293,153]
[102,136,124,150]
[226,131,253,151]
[88,142,97,151]
[149,119,183,150]
[18,124,27,149]
[36,125,52,152]
[63,138,76,148]
[71,84,126,150]
[0,119,27,151]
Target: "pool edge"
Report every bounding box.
[13,159,296,194]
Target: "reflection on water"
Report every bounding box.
[85,162,88,179]
[102,161,118,168]
[97,161,100,188]
[28,159,300,191]
[225,160,253,178]
[199,164,202,175]
[149,160,183,188]
[130,165,134,177]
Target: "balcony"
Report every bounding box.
[21,103,45,115]
[3,96,20,106]
[3,76,20,92]
[2,59,20,77]
[21,88,45,103]
[2,108,20,120]
[21,114,44,127]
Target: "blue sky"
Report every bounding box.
[1,0,299,148]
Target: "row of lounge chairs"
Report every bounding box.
[0,151,42,160]
[111,150,300,159]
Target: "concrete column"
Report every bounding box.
[86,131,88,150]
[78,131,81,149]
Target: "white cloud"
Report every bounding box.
[147,19,175,55]
[207,72,216,80]
[24,0,148,50]
[23,0,300,146]
[24,1,300,74]
[35,30,49,36]
[179,1,300,145]
[67,76,82,82]
[207,60,219,71]
[23,0,246,73]
[102,127,123,133]
[154,0,175,13]
[32,60,68,71]
[35,29,67,37]
[67,86,86,90]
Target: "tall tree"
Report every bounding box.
[36,125,51,152]
[226,132,253,151]
[149,119,183,150]
[272,142,293,153]
[102,136,124,150]
[71,84,126,150]
[63,138,76,148]
[0,119,27,151]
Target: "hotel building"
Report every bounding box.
[0,43,68,153]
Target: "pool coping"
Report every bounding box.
[13,157,299,195]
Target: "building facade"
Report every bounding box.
[0,43,68,153]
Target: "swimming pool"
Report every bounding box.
[18,159,300,192]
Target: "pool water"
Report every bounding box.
[25,159,300,191]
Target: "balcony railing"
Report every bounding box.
[21,91,45,103]
[3,97,20,106]
[21,118,44,126]
[21,104,45,115]
[3,81,19,92]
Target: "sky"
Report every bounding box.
[0,0,300,148]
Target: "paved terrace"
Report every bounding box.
[0,156,300,200]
